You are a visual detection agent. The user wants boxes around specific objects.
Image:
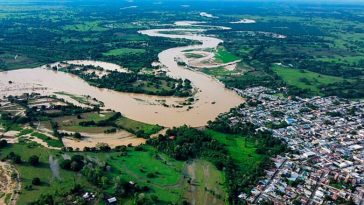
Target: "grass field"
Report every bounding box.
[0,118,22,131]
[48,112,116,134]
[0,143,94,204]
[0,52,43,70]
[204,129,265,173]
[63,21,109,32]
[272,65,346,94]
[40,111,161,137]
[86,146,185,203]
[215,47,240,63]
[16,129,64,148]
[113,34,148,41]
[31,132,64,148]
[116,116,163,137]
[317,55,364,64]
[202,66,235,77]
[54,92,100,106]
[1,142,186,204]
[102,48,146,57]
[184,160,227,205]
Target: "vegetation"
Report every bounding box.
[0,143,94,204]
[0,2,196,72]
[28,155,40,166]
[31,132,64,148]
[215,47,240,63]
[115,116,163,138]
[1,1,364,204]
[147,125,287,203]
[2,95,162,145]
[272,65,347,95]
[61,64,193,96]
[205,4,364,98]
[103,48,146,57]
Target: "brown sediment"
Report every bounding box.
[0,162,20,205]
[62,131,145,149]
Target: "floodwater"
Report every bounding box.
[62,131,145,149]
[0,27,244,127]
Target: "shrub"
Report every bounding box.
[60,159,72,170]
[74,132,82,139]
[28,155,40,166]
[6,152,21,164]
[32,177,41,185]
[0,139,7,148]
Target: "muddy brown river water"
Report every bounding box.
[0,27,244,127]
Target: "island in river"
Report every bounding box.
[0,25,244,128]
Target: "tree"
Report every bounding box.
[60,159,72,170]
[28,155,40,166]
[74,132,82,139]
[0,139,7,148]
[96,143,111,152]
[7,152,21,164]
[32,177,41,185]
[70,161,83,172]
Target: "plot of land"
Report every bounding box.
[0,143,94,205]
[205,129,265,173]
[87,146,185,203]
[215,47,240,63]
[184,160,227,205]
[0,52,42,70]
[0,162,19,205]
[63,21,109,32]
[272,65,347,94]
[102,48,146,57]
[116,116,163,137]
[46,112,116,134]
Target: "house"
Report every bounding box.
[107,197,117,204]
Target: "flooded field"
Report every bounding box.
[0,26,244,127]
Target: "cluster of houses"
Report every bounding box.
[231,87,363,204]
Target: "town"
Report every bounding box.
[222,87,364,204]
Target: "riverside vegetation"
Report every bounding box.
[1,0,364,205]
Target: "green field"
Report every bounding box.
[131,80,175,94]
[0,118,22,132]
[215,47,240,63]
[0,52,43,70]
[0,143,94,204]
[116,116,163,137]
[317,55,364,64]
[63,21,109,32]
[0,142,186,204]
[84,146,185,203]
[47,112,116,134]
[31,132,64,148]
[202,66,235,77]
[204,129,265,173]
[272,65,346,94]
[54,92,100,106]
[184,160,227,205]
[102,48,146,57]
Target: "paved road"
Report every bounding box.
[253,158,287,203]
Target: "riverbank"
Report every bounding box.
[0,25,243,127]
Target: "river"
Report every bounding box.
[0,26,244,127]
